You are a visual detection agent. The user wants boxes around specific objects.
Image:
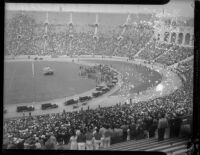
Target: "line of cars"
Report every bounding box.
[34,57,43,60]
[64,78,118,109]
[16,103,58,112]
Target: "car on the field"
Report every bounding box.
[113,76,118,80]
[79,96,92,102]
[96,85,104,91]
[112,79,118,84]
[39,57,43,60]
[107,83,115,88]
[17,105,35,112]
[41,103,58,110]
[101,87,110,93]
[43,67,54,75]
[34,57,38,60]
[92,91,102,98]
[64,99,79,106]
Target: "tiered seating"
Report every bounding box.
[101,137,188,154]
[155,46,193,66]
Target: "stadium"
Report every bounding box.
[3,2,195,153]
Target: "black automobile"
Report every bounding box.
[34,57,38,60]
[41,103,58,110]
[64,99,79,106]
[101,87,110,93]
[17,106,35,112]
[107,83,114,88]
[39,57,43,60]
[96,86,104,91]
[92,91,102,98]
[79,96,92,102]
[112,79,118,84]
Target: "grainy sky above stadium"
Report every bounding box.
[5,0,193,26]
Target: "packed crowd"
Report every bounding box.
[137,41,193,66]
[5,13,154,58]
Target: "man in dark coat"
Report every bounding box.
[158,114,169,141]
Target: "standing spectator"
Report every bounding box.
[85,128,93,150]
[35,139,42,149]
[130,122,136,140]
[108,126,114,144]
[149,119,157,138]
[173,115,182,137]
[169,115,176,138]
[99,125,106,148]
[157,114,169,141]
[93,128,101,150]
[69,130,78,150]
[104,125,111,148]
[45,136,55,150]
[127,126,130,141]
[121,124,128,141]
[77,129,86,150]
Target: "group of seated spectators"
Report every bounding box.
[137,41,193,66]
[5,12,155,58]
[155,45,193,66]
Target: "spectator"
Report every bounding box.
[157,113,169,141]
[85,128,93,150]
[77,129,86,150]
[149,119,158,138]
[127,126,130,141]
[69,130,78,150]
[104,125,111,148]
[35,139,42,149]
[93,128,101,150]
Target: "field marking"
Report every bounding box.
[32,61,35,77]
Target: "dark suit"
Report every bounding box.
[158,118,168,141]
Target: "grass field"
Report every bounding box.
[4,61,96,105]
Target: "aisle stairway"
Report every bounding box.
[101,137,188,155]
